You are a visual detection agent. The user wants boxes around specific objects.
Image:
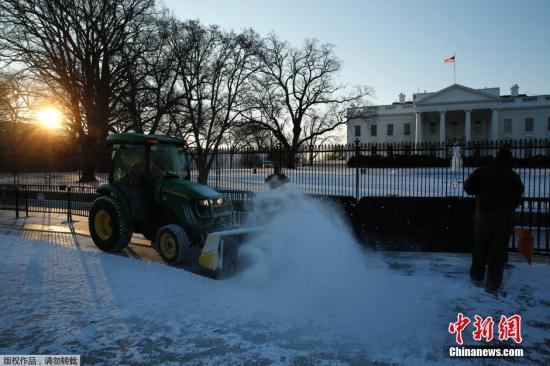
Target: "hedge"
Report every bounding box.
[347,154,550,168]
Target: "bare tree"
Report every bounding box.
[247,35,372,167]
[0,0,155,181]
[300,105,347,165]
[223,122,278,151]
[0,71,36,127]
[171,20,260,184]
[116,12,186,135]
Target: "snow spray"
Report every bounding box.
[233,184,438,349]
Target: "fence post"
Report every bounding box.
[67,186,72,222]
[25,185,28,217]
[354,138,360,200]
[15,184,19,219]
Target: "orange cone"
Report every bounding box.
[517,229,533,265]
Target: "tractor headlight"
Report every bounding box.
[198,199,210,207]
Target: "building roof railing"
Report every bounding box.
[498,95,550,107]
[347,94,550,118]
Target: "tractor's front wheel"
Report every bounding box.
[89,196,132,252]
[156,225,190,265]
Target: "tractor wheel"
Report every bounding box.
[89,196,132,252]
[156,225,190,265]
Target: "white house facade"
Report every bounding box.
[347,84,550,144]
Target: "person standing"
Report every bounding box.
[265,166,289,189]
[463,148,524,293]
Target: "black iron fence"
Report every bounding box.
[197,139,550,199]
[1,139,549,199]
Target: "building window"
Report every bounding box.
[429,122,436,135]
[504,119,512,133]
[354,125,361,137]
[387,124,394,136]
[404,123,411,136]
[370,125,377,137]
[525,118,534,132]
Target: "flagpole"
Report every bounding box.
[453,53,456,84]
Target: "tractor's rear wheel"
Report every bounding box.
[89,196,132,252]
[156,225,190,265]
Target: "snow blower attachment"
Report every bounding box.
[199,227,260,277]
[88,132,257,278]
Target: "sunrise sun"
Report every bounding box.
[37,106,63,129]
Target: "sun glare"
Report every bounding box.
[37,107,63,129]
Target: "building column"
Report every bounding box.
[439,111,446,144]
[415,112,422,145]
[490,108,499,141]
[465,109,472,142]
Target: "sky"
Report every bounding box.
[161,0,550,105]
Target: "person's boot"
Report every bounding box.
[469,267,484,286]
[485,280,501,296]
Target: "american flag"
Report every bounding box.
[444,55,455,64]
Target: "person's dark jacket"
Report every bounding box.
[463,162,524,213]
[264,172,289,189]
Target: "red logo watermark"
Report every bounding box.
[449,313,522,345]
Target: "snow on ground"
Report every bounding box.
[0,186,549,365]
[2,166,549,197]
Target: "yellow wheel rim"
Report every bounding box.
[95,210,113,240]
[159,232,177,259]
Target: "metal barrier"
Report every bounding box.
[0,184,255,227]
[513,197,550,255]
[0,184,99,221]
[218,189,255,226]
[356,197,476,252]
[355,196,550,255]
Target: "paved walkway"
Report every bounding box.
[0,210,162,264]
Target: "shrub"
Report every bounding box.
[347,154,449,168]
[347,154,550,168]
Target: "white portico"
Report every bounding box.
[347,84,550,144]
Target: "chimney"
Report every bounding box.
[399,92,406,103]
[511,84,519,97]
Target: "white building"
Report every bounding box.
[347,84,550,144]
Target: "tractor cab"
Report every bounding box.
[110,137,190,188]
[108,136,190,219]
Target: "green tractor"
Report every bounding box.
[88,133,253,276]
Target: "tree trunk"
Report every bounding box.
[286,147,297,169]
[197,166,210,185]
[196,153,211,185]
[79,136,98,182]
